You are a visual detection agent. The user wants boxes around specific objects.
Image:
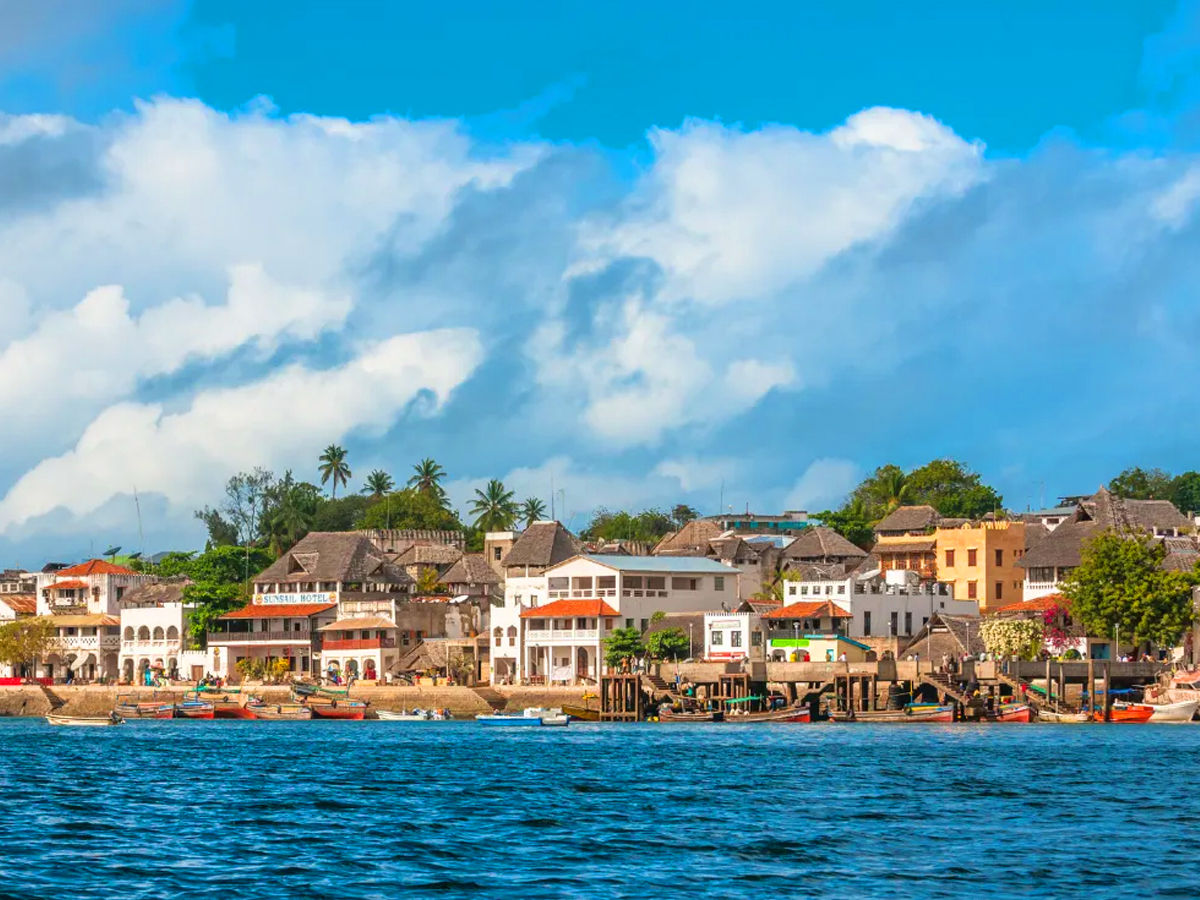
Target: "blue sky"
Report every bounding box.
[0,0,1199,565]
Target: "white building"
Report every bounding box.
[704,601,776,661]
[118,579,208,684]
[513,554,740,685]
[34,560,156,681]
[782,564,978,641]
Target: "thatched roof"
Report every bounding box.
[783,526,868,561]
[501,521,580,568]
[394,638,450,672]
[873,537,936,554]
[652,519,724,553]
[393,543,463,567]
[119,577,190,609]
[1164,537,1200,572]
[440,553,501,585]
[874,505,940,535]
[253,532,413,587]
[901,614,984,659]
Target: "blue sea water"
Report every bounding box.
[1,719,1199,899]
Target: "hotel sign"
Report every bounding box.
[258,591,336,606]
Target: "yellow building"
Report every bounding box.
[934,520,1026,612]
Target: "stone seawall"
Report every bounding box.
[0,685,587,718]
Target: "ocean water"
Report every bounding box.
[1,719,1198,899]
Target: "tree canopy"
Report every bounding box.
[602,626,645,667]
[470,480,518,532]
[1060,532,1197,648]
[1108,466,1200,514]
[359,489,463,531]
[582,508,674,543]
[645,627,690,660]
[153,545,274,646]
[318,444,352,498]
[0,617,56,672]
[979,617,1044,660]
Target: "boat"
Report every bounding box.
[832,705,954,723]
[476,708,567,726]
[174,698,216,719]
[247,702,313,720]
[377,709,433,721]
[114,694,175,719]
[1096,703,1154,723]
[562,704,601,722]
[292,683,350,699]
[186,691,253,719]
[1148,671,1200,705]
[46,713,124,727]
[306,699,367,720]
[725,705,811,723]
[527,707,569,726]
[1038,709,1090,724]
[993,703,1032,723]
[657,708,725,723]
[1142,699,1199,723]
[196,684,240,694]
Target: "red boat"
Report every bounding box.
[187,691,253,719]
[174,699,215,719]
[726,706,812,723]
[1098,703,1154,723]
[994,703,1032,723]
[307,699,367,720]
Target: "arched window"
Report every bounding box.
[507,625,517,647]
[493,626,502,646]
[152,626,165,641]
[123,626,134,641]
[166,626,179,641]
[137,626,150,641]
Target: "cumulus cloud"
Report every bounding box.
[784,459,861,512]
[0,328,483,531]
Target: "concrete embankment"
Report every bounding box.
[0,685,587,718]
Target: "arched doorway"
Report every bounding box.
[576,647,591,682]
[122,658,134,683]
[364,659,377,681]
[346,659,360,679]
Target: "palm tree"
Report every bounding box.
[875,469,910,515]
[408,458,447,500]
[318,444,352,498]
[470,479,517,532]
[518,497,547,528]
[363,469,394,499]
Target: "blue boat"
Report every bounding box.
[476,708,569,727]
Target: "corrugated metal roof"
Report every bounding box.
[577,554,737,574]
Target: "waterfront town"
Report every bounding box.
[4,462,1200,725]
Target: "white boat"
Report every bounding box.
[377,709,432,721]
[476,707,569,727]
[46,713,124,727]
[1038,709,1090,724]
[1143,699,1199,723]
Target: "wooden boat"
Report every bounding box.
[832,705,954,723]
[306,699,367,720]
[114,695,175,719]
[187,691,252,719]
[377,709,432,721]
[1038,709,1090,724]
[476,708,567,726]
[174,698,216,719]
[993,703,1032,723]
[292,683,350,699]
[725,705,811,723]
[46,713,124,727]
[657,708,725,723]
[248,702,313,720]
[1096,703,1154,723]
[1142,699,1199,723]
[196,685,239,694]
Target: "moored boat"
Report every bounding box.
[832,705,954,723]
[1038,709,1090,724]
[114,694,175,719]
[476,712,542,726]
[1097,703,1154,723]
[186,691,252,719]
[725,705,811,723]
[174,698,215,719]
[377,709,432,721]
[306,699,367,720]
[562,704,601,722]
[993,703,1032,723]
[1142,699,1199,723]
[46,713,124,727]
[657,708,725,723]
[248,702,313,720]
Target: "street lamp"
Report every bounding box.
[688,622,694,660]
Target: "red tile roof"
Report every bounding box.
[45,579,89,591]
[762,600,853,620]
[0,594,36,614]
[55,559,139,576]
[520,598,620,618]
[220,602,337,619]
[990,594,1068,615]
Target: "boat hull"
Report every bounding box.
[1145,700,1199,723]
[46,714,123,727]
[993,704,1032,723]
[1096,704,1154,723]
[248,704,313,720]
[115,704,174,719]
[308,703,367,720]
[726,707,812,723]
[833,706,954,723]
[1038,710,1090,724]
[174,703,215,719]
[657,710,725,723]
[476,714,542,726]
[561,705,601,721]
[213,704,256,720]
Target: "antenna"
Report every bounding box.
[550,473,555,520]
[133,485,144,555]
[719,480,724,516]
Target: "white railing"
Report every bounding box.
[621,590,668,598]
[525,628,600,643]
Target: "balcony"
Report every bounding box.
[526,628,599,644]
[207,630,315,645]
[52,634,121,651]
[322,637,397,651]
[547,589,619,600]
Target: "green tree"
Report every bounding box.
[813,502,875,550]
[358,489,463,531]
[645,627,690,660]
[1060,531,1197,648]
[1109,466,1174,500]
[904,459,1001,518]
[582,508,675,543]
[1170,471,1200,515]
[415,567,446,595]
[470,479,518,532]
[408,458,447,502]
[671,504,699,529]
[518,497,547,528]
[848,464,909,520]
[194,506,239,548]
[363,469,395,498]
[261,471,321,553]
[0,617,56,675]
[167,545,274,646]
[603,626,645,667]
[318,444,352,498]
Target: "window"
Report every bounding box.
[967,548,977,567]
[625,618,634,629]
[640,619,649,632]
[605,618,614,630]
[837,585,845,595]
[711,630,724,646]
[598,575,616,590]
[967,581,977,599]
[863,611,871,636]
[548,577,569,591]
[751,631,762,646]
[714,576,725,591]
[572,577,593,591]
[800,585,808,595]
[731,631,742,647]
[994,548,1003,567]
[904,612,912,635]
[493,627,502,647]
[788,584,798,596]
[625,576,643,589]
[646,577,666,591]
[529,594,539,606]
[493,547,502,560]
[945,549,955,567]
[890,612,899,635]
[671,577,698,590]
[116,586,126,600]
[995,582,1003,600]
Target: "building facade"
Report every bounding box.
[934,520,1027,612]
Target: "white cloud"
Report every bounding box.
[0,328,483,531]
[0,263,351,435]
[784,458,861,512]
[652,456,740,492]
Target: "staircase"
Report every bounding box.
[470,686,508,711]
[920,672,974,707]
[36,682,68,711]
[995,671,1080,713]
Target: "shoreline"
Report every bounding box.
[0,684,588,718]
